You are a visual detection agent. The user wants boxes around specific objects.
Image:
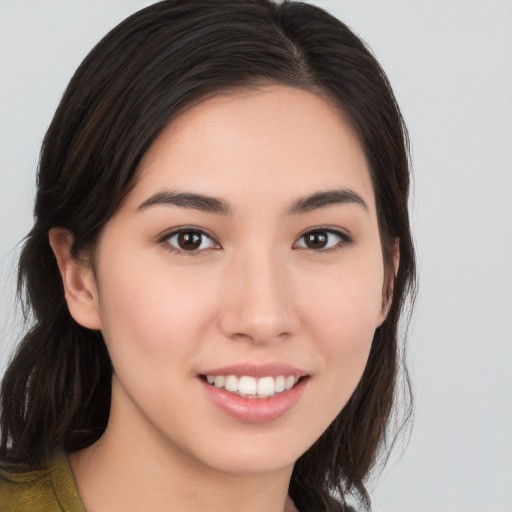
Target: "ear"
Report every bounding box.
[49,227,102,330]
[376,238,400,326]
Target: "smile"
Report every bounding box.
[202,374,300,398]
[198,364,309,423]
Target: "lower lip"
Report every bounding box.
[199,377,308,424]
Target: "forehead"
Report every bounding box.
[128,85,375,215]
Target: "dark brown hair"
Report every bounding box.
[0,0,415,509]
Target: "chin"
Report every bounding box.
[201,447,298,476]
[174,423,320,477]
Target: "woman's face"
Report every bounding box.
[84,86,389,475]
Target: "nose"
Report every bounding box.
[218,249,299,344]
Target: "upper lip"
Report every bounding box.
[199,362,308,379]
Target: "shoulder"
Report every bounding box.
[0,463,57,512]
[0,452,86,512]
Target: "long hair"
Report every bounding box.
[0,0,416,509]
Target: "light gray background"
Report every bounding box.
[1,1,511,511]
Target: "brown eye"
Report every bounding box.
[177,231,202,250]
[165,230,216,252]
[304,231,328,249]
[294,229,351,251]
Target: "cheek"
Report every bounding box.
[303,249,384,325]
[96,254,217,372]
[297,254,384,384]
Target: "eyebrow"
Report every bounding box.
[137,191,232,215]
[137,188,368,215]
[287,189,368,215]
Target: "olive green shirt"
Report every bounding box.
[0,452,86,512]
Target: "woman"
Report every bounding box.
[0,0,415,510]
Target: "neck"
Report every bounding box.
[69,381,296,512]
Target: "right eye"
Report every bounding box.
[162,229,218,254]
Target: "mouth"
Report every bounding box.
[198,363,310,422]
[199,374,307,399]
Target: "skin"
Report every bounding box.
[50,85,396,512]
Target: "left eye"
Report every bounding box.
[294,229,347,250]
[164,230,217,252]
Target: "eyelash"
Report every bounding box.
[158,226,353,256]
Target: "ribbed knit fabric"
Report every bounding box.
[0,452,86,512]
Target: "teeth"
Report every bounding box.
[239,376,257,395]
[225,375,239,392]
[257,376,274,396]
[274,375,285,393]
[285,376,295,390]
[205,374,299,397]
